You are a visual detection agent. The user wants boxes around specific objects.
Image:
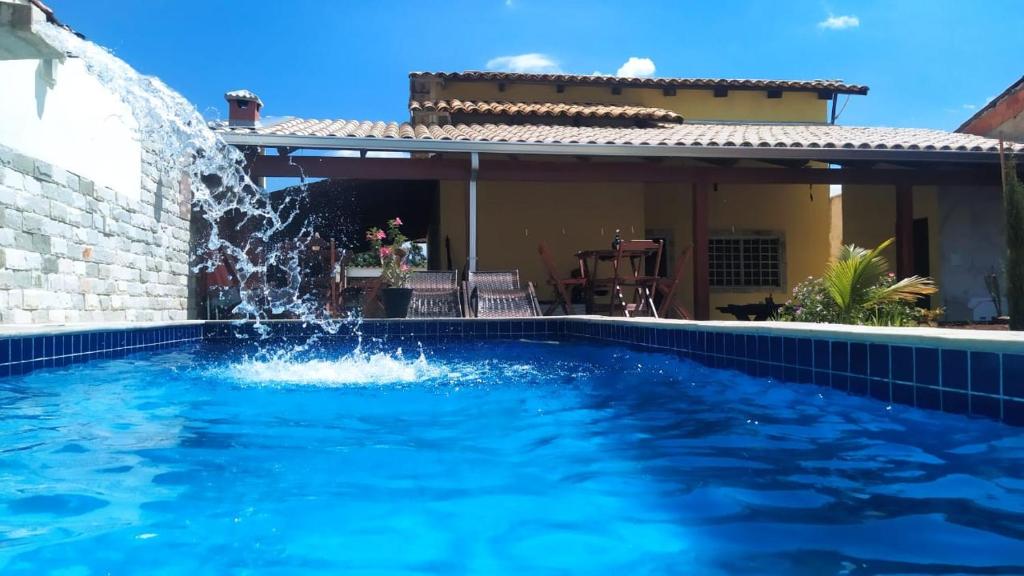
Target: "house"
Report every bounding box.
[958,75,1024,142]
[213,71,1020,321]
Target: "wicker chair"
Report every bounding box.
[463,270,541,318]
[407,270,462,318]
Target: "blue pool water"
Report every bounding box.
[1,337,1023,574]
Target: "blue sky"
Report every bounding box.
[48,0,1022,130]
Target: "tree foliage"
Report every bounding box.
[1005,159,1024,330]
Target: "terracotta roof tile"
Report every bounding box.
[214,118,1022,155]
[410,71,869,95]
[409,99,684,122]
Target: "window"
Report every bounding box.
[709,234,783,289]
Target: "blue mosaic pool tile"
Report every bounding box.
[798,368,813,384]
[813,369,829,387]
[756,335,770,362]
[869,378,890,402]
[769,336,784,364]
[849,376,869,396]
[783,337,797,365]
[914,348,940,387]
[783,364,798,383]
[830,372,849,392]
[849,343,868,376]
[970,394,1001,420]
[0,325,203,379]
[916,386,941,411]
[723,333,736,356]
[941,390,969,415]
[970,352,1000,396]
[1004,399,1024,426]
[941,349,968,391]
[796,338,813,369]
[891,345,913,383]
[892,382,915,406]
[813,340,830,371]
[831,341,848,373]
[868,344,889,380]
[1003,354,1024,400]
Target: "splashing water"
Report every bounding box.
[35,23,344,336]
[222,346,449,387]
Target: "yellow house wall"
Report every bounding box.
[841,185,942,297]
[645,183,832,319]
[440,177,833,319]
[434,81,828,123]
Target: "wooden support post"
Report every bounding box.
[896,183,914,279]
[692,180,710,320]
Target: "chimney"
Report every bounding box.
[224,89,262,127]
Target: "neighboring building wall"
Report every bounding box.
[426,81,828,123]
[0,56,192,324]
[936,185,1006,321]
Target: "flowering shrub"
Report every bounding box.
[777,276,840,323]
[365,217,411,287]
[777,238,938,327]
[778,273,927,326]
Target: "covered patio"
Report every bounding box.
[213,116,1017,321]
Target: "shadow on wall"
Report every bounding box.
[34,58,50,118]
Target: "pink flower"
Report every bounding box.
[375,230,386,240]
[400,263,410,271]
[393,217,403,226]
[379,246,392,256]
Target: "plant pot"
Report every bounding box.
[381,287,413,318]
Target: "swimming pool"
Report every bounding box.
[1,332,1023,574]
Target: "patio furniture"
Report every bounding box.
[716,296,782,321]
[579,240,663,317]
[656,246,693,319]
[538,241,587,315]
[463,270,541,318]
[407,270,462,318]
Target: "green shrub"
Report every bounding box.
[778,238,937,327]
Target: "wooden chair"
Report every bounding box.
[537,242,587,315]
[600,240,663,317]
[656,246,693,319]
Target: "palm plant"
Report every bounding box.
[823,238,937,324]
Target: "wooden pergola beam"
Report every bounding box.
[247,154,1002,187]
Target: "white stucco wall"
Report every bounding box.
[0,58,141,200]
[937,185,1007,322]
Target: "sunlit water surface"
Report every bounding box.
[1,339,1023,575]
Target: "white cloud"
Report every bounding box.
[616,57,656,78]
[818,14,859,29]
[485,53,560,73]
[962,104,978,111]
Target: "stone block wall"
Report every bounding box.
[0,143,192,323]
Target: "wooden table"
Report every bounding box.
[576,246,662,317]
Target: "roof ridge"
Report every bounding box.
[408,71,868,94]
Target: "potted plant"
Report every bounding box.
[366,217,413,318]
